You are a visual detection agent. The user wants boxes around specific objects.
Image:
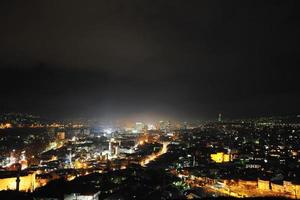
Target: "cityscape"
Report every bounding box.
[1,0,300,199]
[0,113,300,199]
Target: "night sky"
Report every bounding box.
[0,0,299,121]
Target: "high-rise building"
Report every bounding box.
[183,122,188,130]
[147,124,156,130]
[218,113,222,122]
[109,138,113,156]
[159,121,166,131]
[166,121,171,132]
[56,131,65,140]
[135,122,144,133]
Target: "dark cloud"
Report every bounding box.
[0,0,299,120]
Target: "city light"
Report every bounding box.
[0,1,298,198]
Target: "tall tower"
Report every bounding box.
[218,113,222,122]
[166,121,171,132]
[67,148,73,168]
[109,140,112,156]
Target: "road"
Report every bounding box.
[140,141,170,167]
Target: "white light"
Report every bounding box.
[104,128,112,134]
[132,129,138,134]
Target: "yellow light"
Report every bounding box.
[211,152,231,163]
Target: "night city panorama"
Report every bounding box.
[0,0,300,199]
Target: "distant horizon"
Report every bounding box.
[1,111,300,124]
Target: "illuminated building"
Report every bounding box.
[237,180,258,190]
[107,138,121,158]
[81,128,90,136]
[0,123,12,129]
[109,139,113,155]
[210,152,231,163]
[147,124,156,130]
[218,113,222,122]
[271,182,285,193]
[7,150,17,167]
[115,146,119,156]
[159,121,166,131]
[103,128,112,137]
[56,131,65,140]
[258,179,271,191]
[135,122,145,133]
[67,148,73,168]
[164,121,171,133]
[0,172,36,192]
[64,191,100,200]
[19,151,28,170]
